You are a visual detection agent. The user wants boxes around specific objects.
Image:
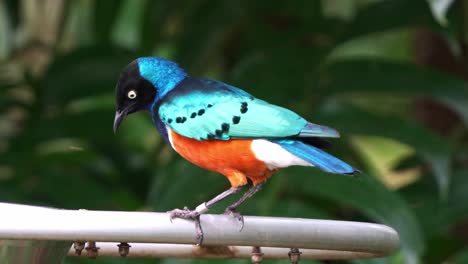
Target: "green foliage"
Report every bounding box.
[1,0,468,263]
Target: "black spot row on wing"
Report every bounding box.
[176,117,187,123]
[214,122,231,137]
[171,103,214,124]
[240,102,248,114]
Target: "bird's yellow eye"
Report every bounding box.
[127,90,137,99]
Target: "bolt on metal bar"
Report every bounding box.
[0,202,400,259]
[251,246,264,263]
[289,248,302,263]
[66,242,389,259]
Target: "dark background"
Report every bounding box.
[1,0,468,263]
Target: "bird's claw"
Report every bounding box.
[169,207,200,220]
[224,208,244,231]
[168,207,204,245]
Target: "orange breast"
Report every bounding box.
[168,129,274,187]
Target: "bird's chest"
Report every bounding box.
[166,128,270,178]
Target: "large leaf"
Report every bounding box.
[315,104,451,199]
[3,0,19,29]
[139,0,174,53]
[403,169,468,237]
[93,0,123,43]
[437,96,468,126]
[285,168,424,264]
[18,109,116,144]
[399,169,468,263]
[231,45,326,104]
[171,1,241,74]
[341,0,433,41]
[41,47,135,106]
[426,0,456,26]
[450,247,468,264]
[321,59,467,97]
[110,0,147,49]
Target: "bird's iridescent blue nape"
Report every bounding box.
[138,57,188,100]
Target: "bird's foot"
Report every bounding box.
[169,207,203,245]
[169,206,200,220]
[224,207,244,231]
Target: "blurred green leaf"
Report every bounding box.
[111,0,146,49]
[438,96,468,126]
[172,1,242,74]
[289,169,424,264]
[42,47,135,106]
[147,158,227,211]
[450,247,468,264]
[353,251,405,264]
[426,0,455,26]
[316,104,451,199]
[328,28,413,63]
[139,0,174,53]
[3,0,19,29]
[392,154,423,171]
[93,0,123,43]
[231,46,325,103]
[400,169,468,263]
[0,1,12,60]
[342,0,432,41]
[30,110,115,143]
[322,59,467,97]
[117,113,159,153]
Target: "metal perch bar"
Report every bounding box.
[0,202,399,260]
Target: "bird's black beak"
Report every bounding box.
[113,110,126,133]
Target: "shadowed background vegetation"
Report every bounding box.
[1,0,467,263]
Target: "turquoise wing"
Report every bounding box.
[158,78,334,140]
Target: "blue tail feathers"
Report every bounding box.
[272,139,359,176]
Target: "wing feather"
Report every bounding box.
[158,78,334,140]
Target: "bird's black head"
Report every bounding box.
[113,60,156,132]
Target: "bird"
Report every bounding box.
[113,57,360,244]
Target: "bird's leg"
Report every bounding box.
[169,186,243,245]
[224,182,265,230]
[204,186,243,209]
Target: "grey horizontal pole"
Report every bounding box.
[67,242,386,259]
[0,203,399,257]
